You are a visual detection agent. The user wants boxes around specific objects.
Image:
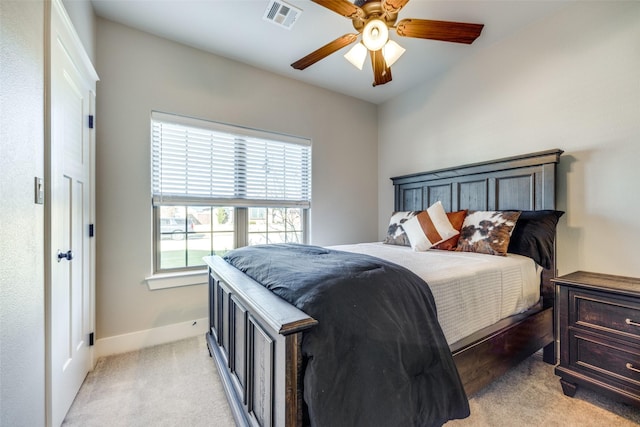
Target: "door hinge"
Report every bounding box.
[88,115,94,129]
[89,332,94,346]
[89,223,94,237]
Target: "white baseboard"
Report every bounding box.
[94,317,209,359]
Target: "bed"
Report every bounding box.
[204,149,563,427]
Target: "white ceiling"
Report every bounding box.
[90,0,569,104]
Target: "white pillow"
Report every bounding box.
[403,201,459,251]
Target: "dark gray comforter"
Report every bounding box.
[224,243,469,427]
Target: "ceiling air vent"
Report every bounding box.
[263,0,302,30]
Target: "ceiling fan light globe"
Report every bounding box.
[382,40,406,67]
[344,42,368,70]
[362,19,388,51]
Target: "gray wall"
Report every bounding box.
[378,2,640,277]
[0,1,46,425]
[94,18,379,340]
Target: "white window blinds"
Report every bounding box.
[151,112,311,208]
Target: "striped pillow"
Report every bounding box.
[433,210,468,251]
[403,201,459,251]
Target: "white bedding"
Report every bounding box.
[330,242,542,345]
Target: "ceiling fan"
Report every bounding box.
[291,0,484,87]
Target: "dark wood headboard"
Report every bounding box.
[391,149,562,213]
[391,149,563,306]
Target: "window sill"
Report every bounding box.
[145,270,208,290]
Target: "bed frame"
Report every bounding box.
[205,149,563,427]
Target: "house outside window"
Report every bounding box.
[151,112,311,273]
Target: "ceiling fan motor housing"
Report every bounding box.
[352,1,399,33]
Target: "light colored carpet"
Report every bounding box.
[63,336,234,427]
[64,336,639,426]
[445,353,639,427]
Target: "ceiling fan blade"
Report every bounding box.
[396,19,484,44]
[370,49,392,87]
[291,33,358,70]
[381,0,411,15]
[312,0,365,22]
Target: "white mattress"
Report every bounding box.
[329,242,541,345]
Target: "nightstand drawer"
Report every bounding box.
[571,330,640,391]
[571,289,640,341]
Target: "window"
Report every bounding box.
[151,112,311,273]
[156,206,234,270]
[247,207,303,245]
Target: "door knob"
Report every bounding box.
[57,250,73,262]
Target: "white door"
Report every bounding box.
[47,1,97,426]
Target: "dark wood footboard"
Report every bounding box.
[205,256,317,427]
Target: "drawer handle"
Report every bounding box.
[626,363,640,374]
[625,318,640,327]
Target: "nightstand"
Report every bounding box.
[553,271,640,407]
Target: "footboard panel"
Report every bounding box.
[205,256,317,427]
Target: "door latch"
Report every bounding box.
[57,250,74,262]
